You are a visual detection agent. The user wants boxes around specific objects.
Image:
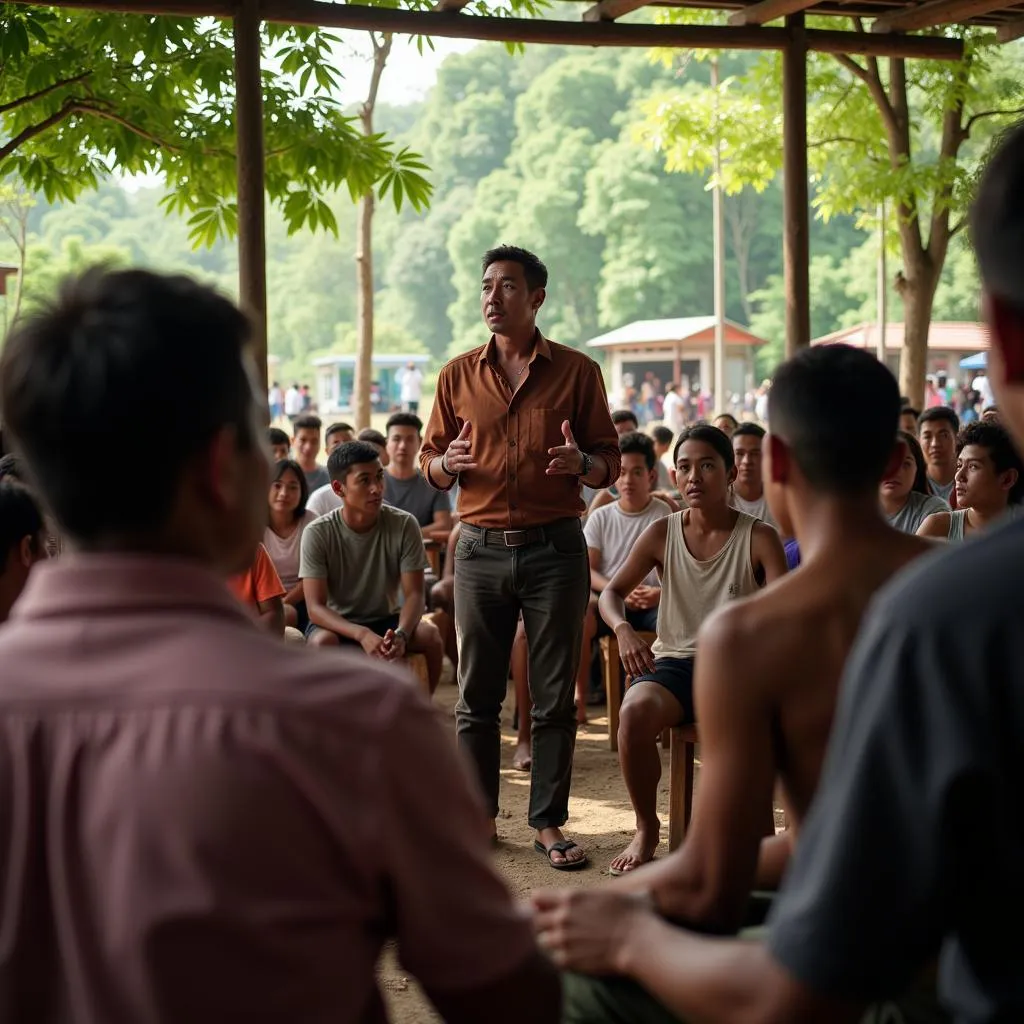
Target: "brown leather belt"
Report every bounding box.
[465,518,577,549]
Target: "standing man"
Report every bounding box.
[399,360,425,415]
[662,382,685,433]
[284,381,302,424]
[268,381,284,423]
[422,245,620,871]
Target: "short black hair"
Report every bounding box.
[714,413,739,428]
[271,458,310,519]
[897,429,931,496]
[0,481,44,564]
[482,245,548,292]
[357,428,387,447]
[325,422,353,440]
[673,425,735,471]
[293,414,322,433]
[386,412,424,434]
[268,427,290,448]
[618,430,656,470]
[958,420,1024,504]
[901,405,921,422]
[651,425,674,447]
[972,121,1024,308]
[767,344,900,493]
[918,407,959,434]
[612,409,639,427]
[0,453,26,483]
[327,440,382,483]
[732,422,766,440]
[0,268,255,545]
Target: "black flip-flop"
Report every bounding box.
[534,839,589,872]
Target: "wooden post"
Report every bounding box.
[711,57,727,414]
[782,14,810,359]
[234,0,268,395]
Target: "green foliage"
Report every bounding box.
[0,5,432,247]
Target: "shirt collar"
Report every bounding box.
[11,553,252,624]
[478,330,552,364]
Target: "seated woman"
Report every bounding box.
[880,429,949,534]
[264,458,318,630]
[918,420,1024,542]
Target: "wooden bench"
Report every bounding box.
[598,632,668,752]
[668,724,699,852]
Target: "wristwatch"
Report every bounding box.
[393,628,408,644]
[579,451,594,478]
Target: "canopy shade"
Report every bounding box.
[959,352,988,371]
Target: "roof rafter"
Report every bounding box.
[871,0,1011,31]
[582,0,654,23]
[729,0,819,27]
[996,12,1024,38]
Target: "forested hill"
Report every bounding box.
[3,42,979,381]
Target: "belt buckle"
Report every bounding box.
[503,529,527,548]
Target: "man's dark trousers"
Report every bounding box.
[454,517,590,829]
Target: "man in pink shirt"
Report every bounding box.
[0,268,559,1024]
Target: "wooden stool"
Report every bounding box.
[668,724,699,852]
[598,632,665,752]
[405,653,430,695]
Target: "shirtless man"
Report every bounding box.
[599,425,786,875]
[535,342,936,1021]
[918,420,1022,542]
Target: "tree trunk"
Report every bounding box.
[352,32,392,431]
[354,189,374,430]
[897,259,941,408]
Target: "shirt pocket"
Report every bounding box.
[529,408,572,460]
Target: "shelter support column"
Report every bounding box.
[783,13,810,359]
[234,0,269,394]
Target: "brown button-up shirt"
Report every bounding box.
[421,334,620,529]
[0,554,536,1023]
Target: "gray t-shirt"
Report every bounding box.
[384,471,449,529]
[304,466,330,491]
[929,475,956,504]
[768,518,1024,1020]
[299,505,429,624]
[888,490,949,535]
[731,490,779,531]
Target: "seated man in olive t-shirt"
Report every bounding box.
[300,441,444,693]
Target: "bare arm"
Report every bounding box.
[283,582,305,607]
[598,519,667,679]
[303,576,384,655]
[614,605,777,932]
[397,570,425,639]
[424,509,453,540]
[751,522,788,586]
[652,491,682,512]
[916,512,951,539]
[255,595,285,636]
[588,546,612,593]
[588,488,615,515]
[755,831,794,891]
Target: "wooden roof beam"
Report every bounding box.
[582,0,654,23]
[434,0,472,11]
[996,13,1024,39]
[872,0,1011,31]
[729,0,820,28]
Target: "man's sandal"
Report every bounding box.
[534,839,589,872]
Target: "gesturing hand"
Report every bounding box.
[443,420,477,475]
[546,420,585,477]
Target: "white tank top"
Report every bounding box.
[652,510,759,660]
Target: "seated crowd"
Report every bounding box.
[2,121,1024,1024]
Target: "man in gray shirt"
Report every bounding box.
[530,121,1024,1023]
[383,413,452,538]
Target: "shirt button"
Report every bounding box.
[510,440,517,447]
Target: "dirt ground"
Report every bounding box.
[377,674,691,1024]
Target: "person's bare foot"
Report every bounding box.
[536,827,588,869]
[513,740,532,772]
[609,823,660,876]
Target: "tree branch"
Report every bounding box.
[0,70,93,115]
[927,58,969,266]
[77,103,184,152]
[965,105,1024,134]
[0,99,80,161]
[833,53,870,84]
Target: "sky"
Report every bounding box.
[332,34,478,107]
